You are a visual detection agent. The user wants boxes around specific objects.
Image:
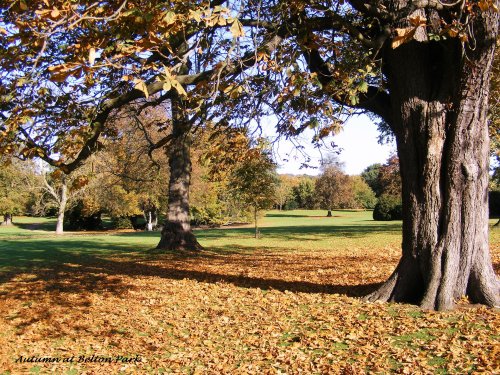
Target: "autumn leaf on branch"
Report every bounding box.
[392,16,427,49]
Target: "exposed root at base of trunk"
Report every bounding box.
[155,222,203,252]
[364,254,500,311]
[364,255,423,306]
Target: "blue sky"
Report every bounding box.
[271,115,396,176]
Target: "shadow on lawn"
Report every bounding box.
[13,220,57,232]
[0,239,381,298]
[0,243,384,335]
[2,238,499,334]
[191,223,403,242]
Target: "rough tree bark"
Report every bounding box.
[366,10,499,310]
[156,95,202,251]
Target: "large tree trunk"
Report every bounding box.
[156,96,202,251]
[55,176,68,235]
[367,11,499,310]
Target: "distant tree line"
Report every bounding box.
[4,146,500,230]
[273,155,401,219]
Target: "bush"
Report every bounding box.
[283,199,298,210]
[65,200,103,230]
[111,216,133,229]
[130,215,147,230]
[190,205,224,227]
[373,194,402,221]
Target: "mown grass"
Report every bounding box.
[0,210,499,374]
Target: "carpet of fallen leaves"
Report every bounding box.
[0,239,499,374]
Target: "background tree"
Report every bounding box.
[41,168,89,234]
[228,143,278,238]
[292,178,316,209]
[377,155,402,197]
[372,155,404,221]
[350,176,377,209]
[361,164,383,197]
[274,175,297,210]
[96,101,170,231]
[315,166,354,216]
[0,158,38,225]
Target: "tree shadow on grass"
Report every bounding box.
[0,248,383,335]
[0,239,382,299]
[14,220,57,232]
[188,223,403,242]
[2,237,499,335]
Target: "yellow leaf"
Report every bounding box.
[478,0,490,11]
[409,15,426,27]
[218,15,227,26]
[19,0,28,11]
[171,80,187,96]
[230,19,245,38]
[190,9,202,23]
[164,11,176,25]
[134,79,149,98]
[163,80,172,92]
[391,27,417,49]
[50,8,60,18]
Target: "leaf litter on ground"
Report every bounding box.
[0,212,498,374]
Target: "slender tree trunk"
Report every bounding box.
[366,13,499,310]
[146,211,153,232]
[2,214,12,226]
[254,205,259,238]
[152,209,158,227]
[156,95,202,251]
[55,176,68,235]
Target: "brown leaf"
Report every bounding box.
[391,27,417,49]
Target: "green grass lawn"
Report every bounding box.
[1,210,498,271]
[0,210,402,274]
[0,210,499,374]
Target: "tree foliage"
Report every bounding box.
[0,157,36,222]
[315,165,353,215]
[292,178,316,209]
[351,176,377,209]
[361,163,383,197]
[228,142,278,237]
[377,156,401,198]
